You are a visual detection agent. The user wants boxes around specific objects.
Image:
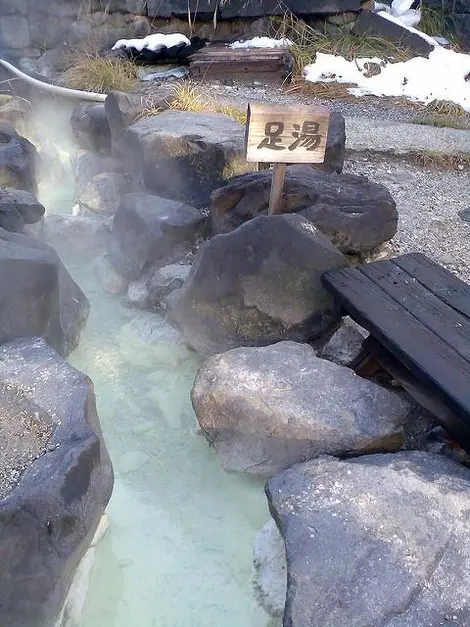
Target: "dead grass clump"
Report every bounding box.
[147,82,248,124]
[407,149,470,169]
[413,114,470,130]
[271,11,413,77]
[61,52,139,93]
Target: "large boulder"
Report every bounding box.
[71,150,120,196]
[169,214,347,356]
[105,89,174,158]
[265,451,470,627]
[108,192,206,280]
[127,262,191,311]
[78,171,127,216]
[211,166,398,253]
[119,111,253,208]
[191,341,409,475]
[0,337,113,627]
[0,187,45,232]
[0,228,89,356]
[0,123,37,195]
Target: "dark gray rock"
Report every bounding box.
[78,172,127,216]
[319,316,368,367]
[72,150,119,196]
[192,341,408,475]
[211,166,397,253]
[146,0,363,19]
[0,14,30,49]
[108,192,206,280]
[71,103,111,155]
[0,337,113,627]
[95,253,129,295]
[119,110,252,208]
[266,451,470,627]
[352,10,435,56]
[0,187,44,232]
[0,228,89,357]
[322,111,345,173]
[458,207,470,223]
[0,123,38,195]
[170,214,348,355]
[127,262,191,310]
[42,214,110,254]
[105,89,174,158]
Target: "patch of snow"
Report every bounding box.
[230,37,293,49]
[112,32,190,52]
[303,46,470,111]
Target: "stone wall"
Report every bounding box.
[0,0,371,60]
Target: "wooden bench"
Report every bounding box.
[321,252,470,451]
[189,46,294,85]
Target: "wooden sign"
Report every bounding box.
[244,102,330,214]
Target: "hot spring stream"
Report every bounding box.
[67,259,272,627]
[39,139,275,627]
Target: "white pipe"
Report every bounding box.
[0,59,107,102]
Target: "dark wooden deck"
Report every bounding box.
[189,46,294,85]
[322,253,470,448]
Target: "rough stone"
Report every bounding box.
[0,337,113,627]
[0,228,89,357]
[72,150,119,196]
[266,451,470,627]
[105,89,174,158]
[0,123,38,195]
[127,262,191,310]
[119,110,252,208]
[352,10,434,56]
[170,214,348,355]
[253,520,287,619]
[0,15,30,49]
[78,172,127,216]
[0,187,45,233]
[319,316,368,367]
[211,166,397,253]
[145,0,363,19]
[42,214,109,254]
[192,341,408,475]
[320,110,346,173]
[95,254,129,295]
[71,103,111,155]
[108,192,206,280]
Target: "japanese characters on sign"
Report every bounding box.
[245,102,330,164]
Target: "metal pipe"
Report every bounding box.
[0,59,107,102]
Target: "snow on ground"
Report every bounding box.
[112,33,190,52]
[230,37,293,49]
[304,46,470,111]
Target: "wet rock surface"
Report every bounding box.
[0,337,114,627]
[0,123,38,195]
[0,228,89,357]
[108,192,206,280]
[0,187,45,232]
[266,451,470,627]
[192,341,409,475]
[170,214,347,356]
[127,262,191,310]
[78,171,128,216]
[211,166,398,253]
[71,103,111,155]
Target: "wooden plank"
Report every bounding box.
[268,163,286,214]
[322,266,470,421]
[245,101,330,164]
[357,259,470,364]
[394,252,470,319]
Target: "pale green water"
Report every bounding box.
[63,258,273,627]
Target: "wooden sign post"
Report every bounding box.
[245,102,330,214]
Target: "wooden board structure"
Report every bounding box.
[322,252,470,450]
[189,46,294,85]
[245,101,330,214]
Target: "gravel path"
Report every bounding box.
[344,153,470,282]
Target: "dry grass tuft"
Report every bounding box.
[407,149,470,169]
[163,82,247,124]
[61,50,139,93]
